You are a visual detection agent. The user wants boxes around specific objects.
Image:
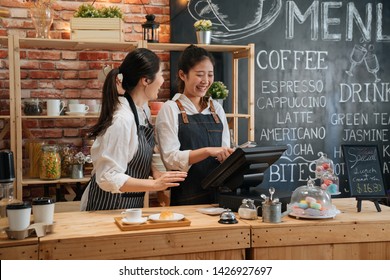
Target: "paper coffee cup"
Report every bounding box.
[6,202,32,231]
[32,197,55,225]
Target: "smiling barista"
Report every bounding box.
[156,45,234,206]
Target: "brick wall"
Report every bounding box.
[0,0,171,148]
[0,1,171,199]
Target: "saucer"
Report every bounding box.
[121,217,147,225]
[196,207,226,216]
[65,111,88,116]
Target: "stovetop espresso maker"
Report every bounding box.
[0,149,16,217]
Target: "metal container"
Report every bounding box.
[71,164,84,179]
[262,202,282,223]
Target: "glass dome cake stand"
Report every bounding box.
[288,179,340,219]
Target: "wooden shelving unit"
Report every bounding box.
[8,35,254,201]
[0,36,16,155]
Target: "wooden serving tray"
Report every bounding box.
[114,217,191,231]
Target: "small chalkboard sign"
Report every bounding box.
[342,145,386,212]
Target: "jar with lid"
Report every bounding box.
[315,152,334,178]
[59,144,76,177]
[238,198,258,220]
[82,138,94,175]
[27,139,46,178]
[23,98,42,116]
[39,144,61,180]
[320,171,340,195]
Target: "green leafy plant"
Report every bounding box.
[207,81,229,100]
[74,4,123,19]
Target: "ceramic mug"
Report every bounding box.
[121,208,142,222]
[47,99,65,116]
[68,104,89,113]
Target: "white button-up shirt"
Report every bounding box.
[90,96,151,193]
[155,93,230,172]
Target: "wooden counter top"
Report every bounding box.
[246,198,390,260]
[2,198,389,260]
[39,205,251,260]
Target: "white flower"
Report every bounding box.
[194,19,212,31]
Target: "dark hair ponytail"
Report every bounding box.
[88,68,120,137]
[88,48,161,138]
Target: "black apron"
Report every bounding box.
[170,99,223,206]
[86,93,154,211]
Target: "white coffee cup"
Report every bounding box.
[6,202,32,231]
[68,104,89,113]
[32,197,55,225]
[121,208,142,221]
[47,99,65,116]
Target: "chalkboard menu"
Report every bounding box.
[170,0,390,199]
[342,145,386,197]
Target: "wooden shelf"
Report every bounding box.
[225,113,251,119]
[21,115,99,119]
[17,37,140,51]
[22,176,91,185]
[0,115,11,119]
[148,42,251,55]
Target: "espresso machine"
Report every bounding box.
[0,150,16,217]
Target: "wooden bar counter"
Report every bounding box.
[247,198,390,260]
[38,205,251,260]
[2,198,389,260]
[0,218,39,260]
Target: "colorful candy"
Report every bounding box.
[298,200,309,209]
[310,202,322,210]
[305,196,316,204]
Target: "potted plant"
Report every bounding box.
[194,19,213,44]
[70,152,92,179]
[207,81,229,101]
[70,3,124,42]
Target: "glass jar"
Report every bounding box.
[82,138,94,175]
[23,98,42,116]
[238,198,258,220]
[59,144,73,177]
[320,171,340,195]
[315,152,334,178]
[27,140,45,178]
[39,144,61,180]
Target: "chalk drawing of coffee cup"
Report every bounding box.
[188,0,282,43]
